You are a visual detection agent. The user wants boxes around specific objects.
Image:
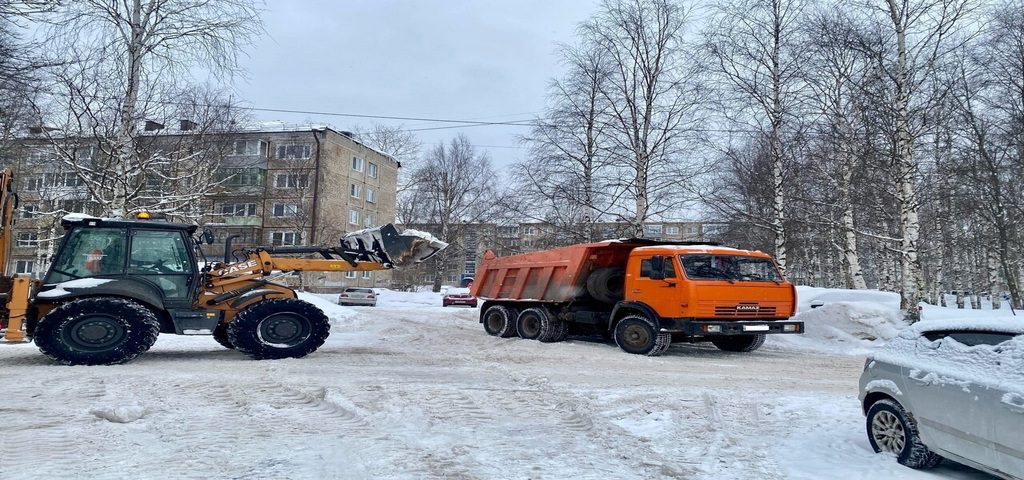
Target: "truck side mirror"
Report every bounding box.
[203,228,215,245]
[650,256,665,280]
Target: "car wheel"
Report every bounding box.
[34,297,161,365]
[866,399,942,469]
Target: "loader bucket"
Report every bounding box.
[341,224,447,268]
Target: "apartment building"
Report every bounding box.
[0,126,398,292]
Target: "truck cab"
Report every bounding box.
[624,245,796,321]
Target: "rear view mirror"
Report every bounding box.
[203,228,215,245]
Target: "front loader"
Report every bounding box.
[0,168,447,365]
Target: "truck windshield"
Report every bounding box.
[679,254,782,282]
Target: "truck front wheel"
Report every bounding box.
[34,297,160,365]
[614,315,671,356]
[482,305,517,338]
[711,334,766,352]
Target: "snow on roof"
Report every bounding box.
[37,278,114,298]
[632,244,762,255]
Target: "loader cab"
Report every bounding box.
[42,217,201,308]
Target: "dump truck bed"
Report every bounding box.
[471,241,638,302]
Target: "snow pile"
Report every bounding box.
[36,278,114,298]
[296,292,360,326]
[374,288,444,308]
[921,302,1019,321]
[90,405,148,424]
[768,287,905,354]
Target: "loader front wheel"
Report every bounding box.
[34,297,160,365]
[228,299,330,360]
[212,323,234,349]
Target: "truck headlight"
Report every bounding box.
[783,324,800,332]
[705,325,721,333]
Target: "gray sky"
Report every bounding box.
[236,0,600,170]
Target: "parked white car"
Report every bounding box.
[859,318,1024,479]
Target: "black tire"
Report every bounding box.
[213,323,235,349]
[482,305,517,338]
[516,308,546,340]
[614,315,671,356]
[228,299,330,360]
[710,334,766,352]
[866,399,943,469]
[538,309,566,343]
[34,297,160,365]
[586,267,625,304]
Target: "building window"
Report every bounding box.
[362,271,372,279]
[644,224,663,236]
[274,173,309,189]
[16,232,38,247]
[24,177,42,191]
[76,146,95,160]
[14,260,34,274]
[350,183,361,199]
[272,203,299,217]
[57,200,85,213]
[447,275,459,283]
[28,149,52,163]
[687,227,698,234]
[270,231,300,246]
[352,156,364,172]
[345,271,357,279]
[217,168,263,187]
[276,143,312,160]
[666,226,680,235]
[230,140,266,156]
[364,213,375,227]
[20,204,39,219]
[526,227,536,235]
[220,203,257,217]
[367,162,378,178]
[366,188,376,203]
[349,209,359,225]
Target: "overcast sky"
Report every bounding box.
[235,0,601,170]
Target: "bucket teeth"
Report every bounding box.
[341,224,447,268]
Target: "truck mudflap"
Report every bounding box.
[661,320,803,336]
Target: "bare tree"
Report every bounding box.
[411,134,502,291]
[849,0,976,320]
[582,0,707,236]
[355,123,422,224]
[36,0,263,217]
[514,41,615,242]
[704,0,810,272]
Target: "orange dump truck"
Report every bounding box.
[470,240,801,356]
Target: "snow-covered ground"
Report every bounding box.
[0,288,1009,479]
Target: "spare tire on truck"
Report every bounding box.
[586,267,625,304]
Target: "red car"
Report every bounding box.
[443,288,478,307]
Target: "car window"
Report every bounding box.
[922,330,1018,347]
[345,288,373,293]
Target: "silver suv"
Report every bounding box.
[859,319,1024,479]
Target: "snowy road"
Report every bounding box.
[0,292,997,480]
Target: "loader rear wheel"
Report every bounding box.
[34,297,160,365]
[228,299,330,360]
[482,305,517,338]
[212,323,234,349]
[711,334,766,352]
[614,315,671,356]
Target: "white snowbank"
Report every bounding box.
[768,287,905,355]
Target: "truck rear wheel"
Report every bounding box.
[586,267,625,304]
[711,334,766,352]
[516,308,547,340]
[614,315,671,356]
[228,299,330,360]
[34,297,160,365]
[538,311,568,343]
[482,305,517,338]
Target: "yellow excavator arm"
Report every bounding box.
[0,169,33,342]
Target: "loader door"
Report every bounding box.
[127,229,197,306]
